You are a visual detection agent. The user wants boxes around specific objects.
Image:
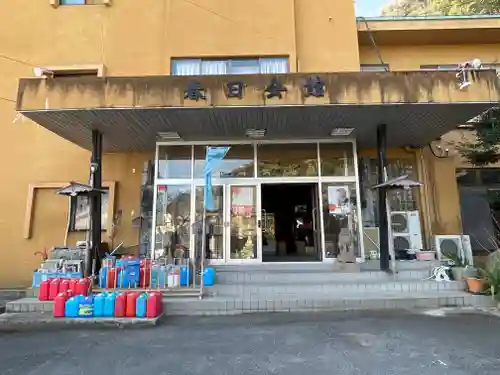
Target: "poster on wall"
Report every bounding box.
[231,187,254,216]
[327,186,350,215]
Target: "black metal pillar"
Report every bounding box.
[88,129,103,277]
[377,124,390,271]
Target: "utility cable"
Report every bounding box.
[357,16,388,71]
[182,0,281,43]
[0,54,38,68]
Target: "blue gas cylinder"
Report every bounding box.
[93,293,107,317]
[99,267,108,288]
[151,265,160,288]
[127,260,140,287]
[159,266,167,288]
[180,266,190,286]
[65,296,80,318]
[136,293,148,318]
[117,269,129,288]
[203,267,215,286]
[78,296,94,318]
[104,292,117,317]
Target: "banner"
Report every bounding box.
[204,147,230,211]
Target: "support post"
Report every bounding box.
[377,124,390,271]
[89,129,103,278]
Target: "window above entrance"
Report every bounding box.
[171,57,289,76]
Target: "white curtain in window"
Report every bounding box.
[201,60,227,75]
[259,58,289,74]
[61,0,86,4]
[172,59,201,76]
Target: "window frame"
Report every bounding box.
[51,0,111,7]
[171,56,289,76]
[421,63,500,71]
[360,64,389,72]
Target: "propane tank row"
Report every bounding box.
[39,278,91,301]
[53,291,163,318]
[99,263,190,289]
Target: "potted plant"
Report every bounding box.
[475,255,500,298]
[447,252,476,281]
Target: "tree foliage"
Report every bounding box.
[382,0,500,16]
[456,111,500,166]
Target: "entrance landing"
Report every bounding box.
[158,262,496,316]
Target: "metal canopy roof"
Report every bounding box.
[20,102,493,152]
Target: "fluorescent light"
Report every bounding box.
[157,132,181,140]
[330,127,354,136]
[245,129,266,138]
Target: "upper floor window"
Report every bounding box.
[60,0,86,4]
[360,64,389,72]
[52,0,111,6]
[421,63,500,71]
[171,57,289,76]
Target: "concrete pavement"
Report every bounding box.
[1,310,500,375]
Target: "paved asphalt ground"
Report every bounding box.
[1,310,500,375]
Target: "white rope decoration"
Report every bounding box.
[426,266,451,282]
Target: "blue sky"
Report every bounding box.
[356,0,392,17]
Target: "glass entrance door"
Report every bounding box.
[225,185,262,263]
[195,185,225,263]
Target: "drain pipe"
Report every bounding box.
[420,149,434,249]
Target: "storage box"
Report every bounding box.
[416,251,436,261]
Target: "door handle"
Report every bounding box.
[257,220,262,229]
[312,207,318,232]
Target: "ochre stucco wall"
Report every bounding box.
[359,44,500,70]
[1,0,361,287]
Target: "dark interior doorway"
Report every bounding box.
[261,183,321,262]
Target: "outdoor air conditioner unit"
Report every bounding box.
[391,211,423,251]
[433,235,474,266]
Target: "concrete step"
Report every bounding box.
[0,312,164,332]
[164,292,496,316]
[214,269,433,284]
[361,260,441,271]
[208,280,466,297]
[8,290,495,317]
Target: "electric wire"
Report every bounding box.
[182,0,281,42]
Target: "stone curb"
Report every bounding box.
[0,312,165,332]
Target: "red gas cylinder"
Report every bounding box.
[115,293,127,317]
[69,278,78,293]
[107,268,117,289]
[150,291,163,314]
[146,292,162,318]
[66,289,74,298]
[49,278,61,300]
[59,279,70,294]
[140,266,151,288]
[126,292,139,317]
[75,278,90,296]
[53,292,67,318]
[39,280,50,301]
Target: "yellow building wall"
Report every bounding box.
[359,44,500,70]
[359,42,500,238]
[0,0,362,287]
[0,0,496,286]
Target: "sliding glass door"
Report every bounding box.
[226,185,262,263]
